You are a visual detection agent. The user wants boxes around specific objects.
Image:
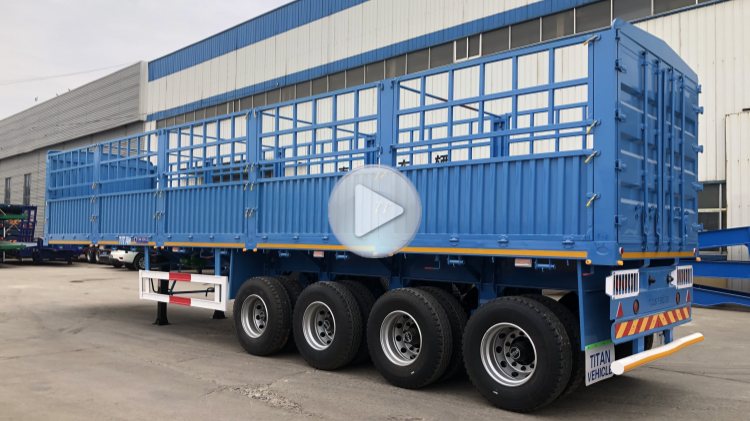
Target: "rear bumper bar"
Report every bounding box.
[611,332,704,375]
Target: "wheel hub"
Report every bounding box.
[380,310,422,366]
[480,322,537,387]
[302,301,336,351]
[240,294,268,339]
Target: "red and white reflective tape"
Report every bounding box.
[138,270,228,312]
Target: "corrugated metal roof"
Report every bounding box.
[0,62,145,161]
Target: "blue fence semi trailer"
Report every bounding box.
[46,21,704,412]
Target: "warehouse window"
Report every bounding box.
[511,18,541,48]
[407,49,429,73]
[266,89,281,105]
[329,71,346,91]
[482,27,509,56]
[698,182,727,232]
[281,85,295,102]
[253,92,266,107]
[295,81,311,98]
[385,55,406,78]
[575,1,611,33]
[654,0,696,14]
[239,96,253,111]
[3,177,9,204]
[346,66,365,87]
[23,174,31,206]
[455,35,480,61]
[311,77,328,95]
[365,62,385,83]
[429,42,453,68]
[542,10,574,41]
[613,0,651,21]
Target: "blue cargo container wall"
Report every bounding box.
[46,22,700,265]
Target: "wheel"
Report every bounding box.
[233,276,292,356]
[338,279,377,364]
[113,261,123,268]
[367,288,453,389]
[463,296,572,413]
[132,254,145,271]
[418,286,468,380]
[293,281,362,370]
[87,249,96,263]
[523,294,584,396]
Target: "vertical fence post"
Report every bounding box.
[246,110,259,248]
[378,80,397,166]
[156,129,168,245]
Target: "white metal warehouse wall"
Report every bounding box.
[725,112,750,259]
[145,0,543,118]
[636,0,750,182]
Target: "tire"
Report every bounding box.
[87,249,96,264]
[523,294,584,396]
[419,286,468,380]
[367,288,453,389]
[233,276,292,356]
[463,296,572,413]
[113,261,123,268]
[276,275,304,352]
[338,279,377,364]
[293,281,362,370]
[133,254,146,271]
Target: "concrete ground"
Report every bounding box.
[1,262,748,421]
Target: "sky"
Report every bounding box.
[0,0,293,119]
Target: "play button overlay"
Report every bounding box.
[328,165,421,258]
[354,185,404,237]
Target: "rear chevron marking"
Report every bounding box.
[614,306,691,340]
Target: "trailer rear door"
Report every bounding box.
[615,32,700,252]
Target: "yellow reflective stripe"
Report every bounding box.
[256,243,587,259]
[621,251,695,259]
[616,323,629,339]
[164,242,244,248]
[49,240,89,245]
[649,315,659,330]
[628,320,639,336]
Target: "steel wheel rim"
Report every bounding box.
[302,301,336,351]
[240,294,268,339]
[480,322,537,387]
[379,310,422,366]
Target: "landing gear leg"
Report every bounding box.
[154,279,170,326]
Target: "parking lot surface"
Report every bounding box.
[1,262,749,420]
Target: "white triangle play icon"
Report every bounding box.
[354,184,404,238]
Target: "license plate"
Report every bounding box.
[585,340,615,386]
